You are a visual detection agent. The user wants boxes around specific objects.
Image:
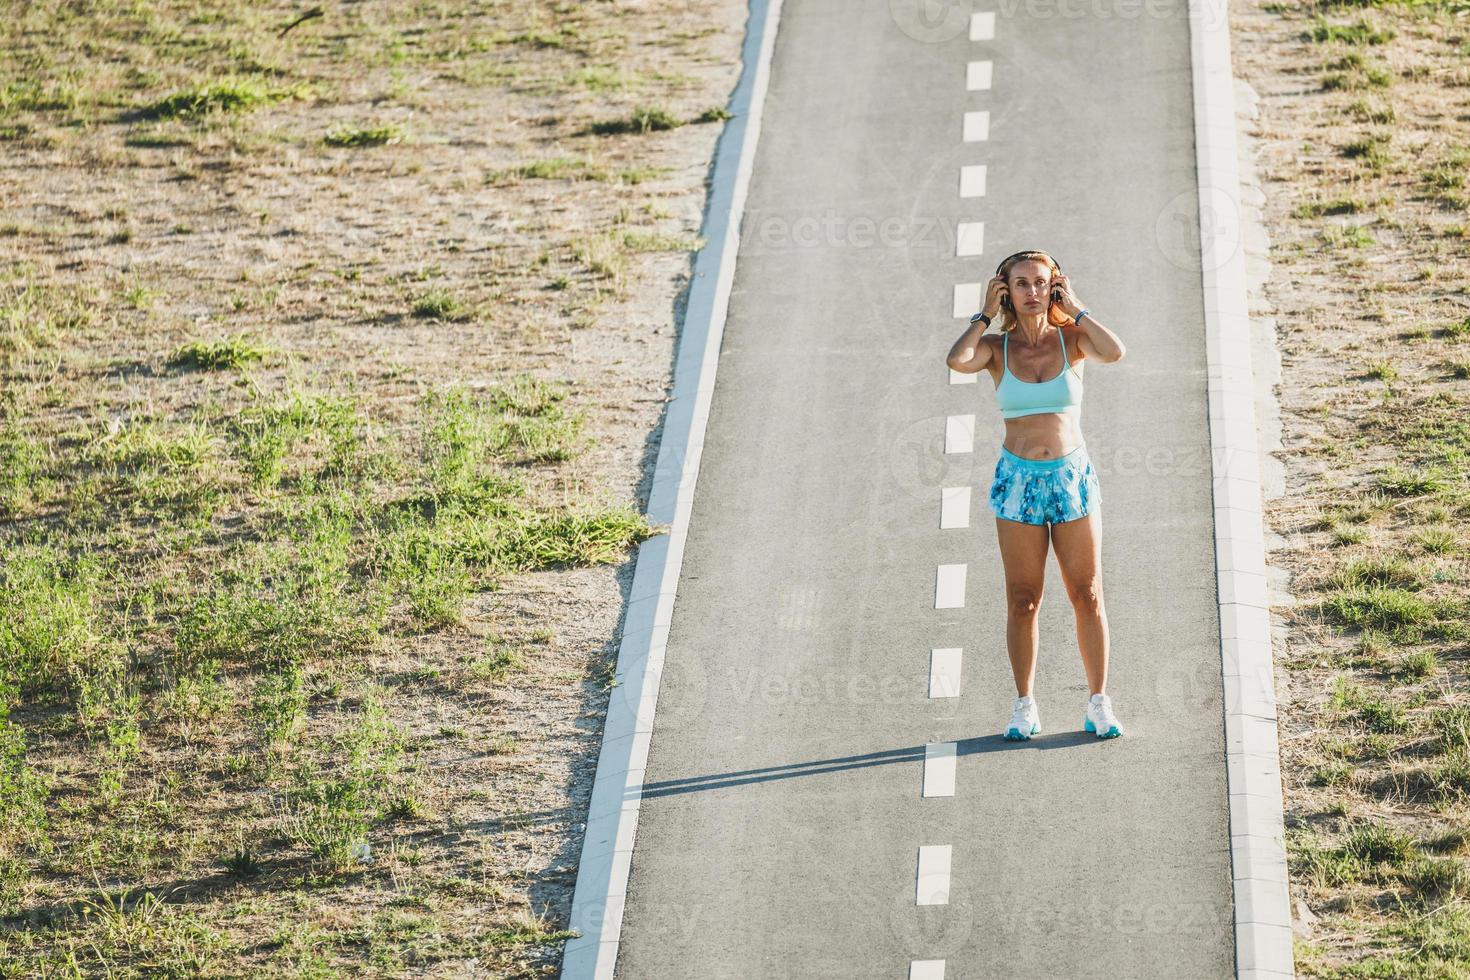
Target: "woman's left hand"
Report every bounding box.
[1050,272,1083,319]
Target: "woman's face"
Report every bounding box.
[1006,259,1054,313]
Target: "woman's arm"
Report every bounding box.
[946,319,994,374]
[1072,312,1126,362]
[1051,271,1125,363]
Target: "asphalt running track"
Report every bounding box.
[560,0,1292,977]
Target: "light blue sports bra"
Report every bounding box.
[995,328,1083,419]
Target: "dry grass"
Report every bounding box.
[1235,0,1470,974]
[0,0,743,975]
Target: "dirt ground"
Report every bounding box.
[0,1,750,976]
[1231,0,1470,974]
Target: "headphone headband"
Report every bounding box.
[995,250,1061,275]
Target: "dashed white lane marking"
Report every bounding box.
[962,110,989,141]
[952,282,982,318]
[909,960,946,980]
[911,11,993,977]
[959,164,987,198]
[776,587,819,630]
[922,742,958,798]
[929,648,963,698]
[934,564,966,609]
[940,486,970,529]
[943,414,974,454]
[955,221,984,257]
[916,845,952,905]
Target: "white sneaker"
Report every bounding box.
[1084,693,1123,739]
[1004,694,1040,741]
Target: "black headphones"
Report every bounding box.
[997,251,1062,312]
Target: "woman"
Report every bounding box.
[944,250,1128,741]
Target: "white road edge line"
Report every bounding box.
[557,0,787,975]
[1188,0,1295,976]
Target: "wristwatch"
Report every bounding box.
[969,311,992,325]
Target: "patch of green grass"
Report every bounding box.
[1380,901,1470,968]
[481,910,576,950]
[85,417,224,514]
[1376,463,1453,496]
[587,105,682,135]
[1293,194,1370,218]
[1329,555,1426,590]
[489,26,583,49]
[1290,828,1366,889]
[619,230,704,253]
[1431,707,1470,755]
[466,641,526,681]
[58,888,236,974]
[570,231,628,281]
[323,123,405,147]
[411,288,474,321]
[1364,359,1397,380]
[485,156,606,184]
[614,166,670,185]
[1395,649,1438,681]
[1302,16,1395,44]
[1341,133,1394,171]
[0,424,51,518]
[248,663,307,749]
[1425,165,1467,193]
[1346,98,1395,124]
[1344,822,1421,867]
[276,689,408,868]
[230,389,367,488]
[168,333,271,371]
[1323,586,1437,632]
[136,77,300,120]
[1402,856,1470,906]
[1322,65,1394,91]
[1324,223,1377,248]
[0,280,98,362]
[377,512,472,629]
[1327,676,1410,733]
[1362,697,1410,733]
[1414,529,1458,554]
[1314,759,1357,786]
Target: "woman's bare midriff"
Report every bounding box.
[1001,413,1084,460]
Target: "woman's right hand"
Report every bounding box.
[982,274,1007,318]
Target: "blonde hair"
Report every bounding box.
[995,250,1073,334]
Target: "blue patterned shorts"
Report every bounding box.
[988,444,1100,525]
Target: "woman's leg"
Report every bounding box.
[994,516,1051,697]
[1050,506,1108,696]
